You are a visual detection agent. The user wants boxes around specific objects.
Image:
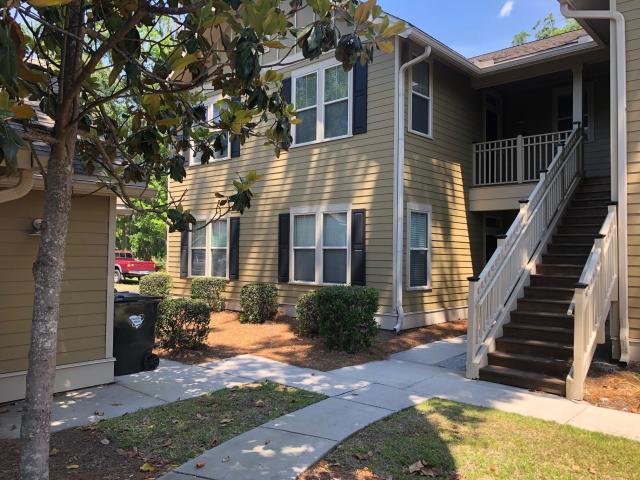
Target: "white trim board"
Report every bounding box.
[0,358,115,404]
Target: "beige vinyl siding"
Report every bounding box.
[168,51,396,314]
[402,50,484,314]
[0,191,109,374]
[620,0,640,341]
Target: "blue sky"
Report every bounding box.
[376,0,573,58]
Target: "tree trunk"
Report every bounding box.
[19,2,84,478]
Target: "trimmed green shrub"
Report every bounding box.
[139,272,172,298]
[296,291,321,337]
[315,286,379,353]
[157,298,210,350]
[240,283,278,324]
[191,277,227,312]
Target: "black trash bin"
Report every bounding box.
[113,292,161,376]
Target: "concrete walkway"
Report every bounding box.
[3,335,640,480]
[160,336,640,480]
[0,360,255,439]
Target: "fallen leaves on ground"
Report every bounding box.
[405,460,444,477]
[139,462,155,472]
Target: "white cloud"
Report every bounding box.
[499,0,514,18]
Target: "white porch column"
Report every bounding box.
[572,64,583,126]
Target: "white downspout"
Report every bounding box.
[393,42,432,333]
[560,1,629,362]
[0,169,34,204]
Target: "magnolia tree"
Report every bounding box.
[0,0,402,478]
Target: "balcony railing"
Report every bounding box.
[473,130,572,186]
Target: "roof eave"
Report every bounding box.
[400,28,602,77]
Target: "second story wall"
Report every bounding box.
[167,50,398,314]
[400,44,483,321]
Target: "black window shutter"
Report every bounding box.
[352,62,368,135]
[229,217,240,280]
[180,231,189,279]
[351,209,366,285]
[282,77,292,104]
[278,213,290,282]
[230,137,241,158]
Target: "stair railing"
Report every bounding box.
[467,127,583,378]
[566,205,618,400]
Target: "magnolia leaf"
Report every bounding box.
[10,104,35,120]
[28,0,73,6]
[108,63,123,87]
[170,53,199,73]
[142,94,161,117]
[381,21,406,38]
[354,0,375,25]
[377,40,394,53]
[156,117,181,127]
[17,62,47,83]
[0,91,9,111]
[263,40,286,49]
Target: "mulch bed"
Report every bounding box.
[0,428,151,480]
[584,361,640,413]
[160,311,467,371]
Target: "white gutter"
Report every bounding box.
[0,169,34,204]
[393,41,432,333]
[560,0,629,363]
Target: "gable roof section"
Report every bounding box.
[469,30,590,67]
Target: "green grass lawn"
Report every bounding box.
[96,381,324,467]
[314,398,640,480]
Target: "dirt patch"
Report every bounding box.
[584,361,640,413]
[160,311,467,371]
[0,428,150,480]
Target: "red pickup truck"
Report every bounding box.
[114,250,156,283]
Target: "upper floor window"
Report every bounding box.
[189,218,229,278]
[407,204,431,289]
[189,97,230,166]
[292,59,352,146]
[291,206,350,285]
[409,61,433,138]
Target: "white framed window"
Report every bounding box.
[292,58,353,146]
[189,217,230,278]
[290,205,351,285]
[188,96,231,166]
[407,203,431,290]
[409,60,433,139]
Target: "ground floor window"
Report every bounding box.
[189,218,229,278]
[407,204,431,289]
[291,206,350,285]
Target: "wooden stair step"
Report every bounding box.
[541,253,589,265]
[536,264,584,276]
[503,323,574,343]
[495,337,573,359]
[487,351,571,377]
[552,234,597,245]
[547,243,593,255]
[562,216,606,225]
[556,224,602,235]
[479,365,566,395]
[523,285,575,300]
[510,310,573,328]
[529,274,579,288]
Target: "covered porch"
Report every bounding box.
[469,60,610,212]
